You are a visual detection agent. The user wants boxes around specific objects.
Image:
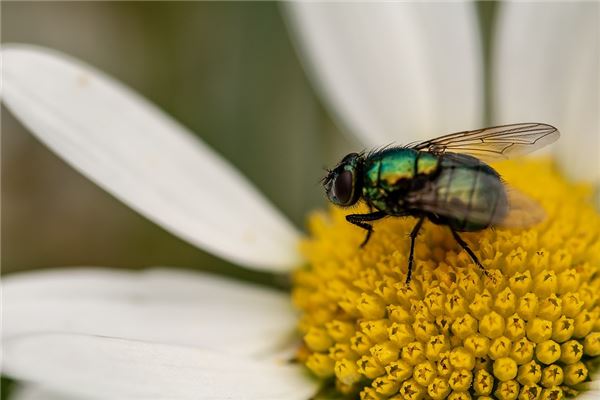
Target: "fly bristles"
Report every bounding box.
[320,168,333,183]
[319,169,333,186]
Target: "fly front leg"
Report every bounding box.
[345,211,387,248]
[406,217,425,284]
[450,229,491,278]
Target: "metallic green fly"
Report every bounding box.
[322,123,560,283]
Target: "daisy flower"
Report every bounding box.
[2,2,599,400]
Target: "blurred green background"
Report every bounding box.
[2,2,362,279]
[1,2,498,278]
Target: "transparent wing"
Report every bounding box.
[409,123,559,163]
[414,185,545,229]
[498,188,546,228]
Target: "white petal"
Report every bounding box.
[494,2,599,184]
[10,385,81,400]
[576,390,600,400]
[4,268,298,358]
[578,370,600,389]
[578,391,600,400]
[285,2,483,146]
[1,45,301,272]
[577,369,600,399]
[3,333,317,400]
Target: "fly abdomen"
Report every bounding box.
[428,154,509,231]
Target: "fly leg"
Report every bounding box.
[450,229,491,278]
[346,211,387,248]
[406,217,425,284]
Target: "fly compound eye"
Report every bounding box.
[324,152,362,207]
[332,170,354,206]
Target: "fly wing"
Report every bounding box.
[411,184,545,229]
[409,123,559,163]
[497,187,546,228]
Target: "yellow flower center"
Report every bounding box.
[293,159,600,400]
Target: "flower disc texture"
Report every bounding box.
[294,159,600,400]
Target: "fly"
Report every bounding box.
[322,122,560,283]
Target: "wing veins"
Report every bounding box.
[409,123,559,162]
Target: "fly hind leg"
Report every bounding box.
[345,211,387,248]
[406,217,425,285]
[450,229,491,278]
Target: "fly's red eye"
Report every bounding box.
[333,170,353,205]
